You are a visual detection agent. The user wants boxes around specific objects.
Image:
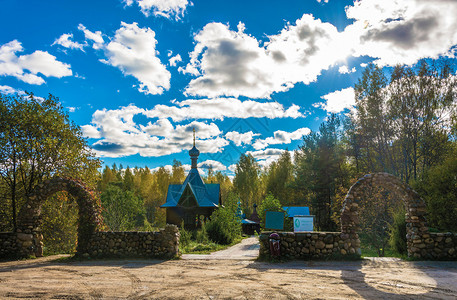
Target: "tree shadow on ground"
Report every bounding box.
[341,259,457,299]
[0,255,166,273]
[238,243,260,251]
[247,258,457,299]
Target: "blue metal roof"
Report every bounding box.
[283,206,310,217]
[241,219,257,224]
[161,184,180,207]
[161,168,220,208]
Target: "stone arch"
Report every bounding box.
[340,173,428,258]
[16,177,103,257]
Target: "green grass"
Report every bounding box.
[52,255,79,263]
[360,242,407,259]
[179,236,244,254]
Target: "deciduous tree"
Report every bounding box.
[0,93,100,231]
[233,154,262,211]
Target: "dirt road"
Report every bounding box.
[1,254,456,299]
[182,237,259,260]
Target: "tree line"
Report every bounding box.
[97,161,232,231]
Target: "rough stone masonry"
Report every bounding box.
[259,231,360,259]
[84,224,180,259]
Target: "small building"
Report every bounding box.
[160,130,220,229]
[241,204,261,235]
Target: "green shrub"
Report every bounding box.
[100,184,145,231]
[258,193,289,230]
[179,222,192,247]
[205,192,241,245]
[195,222,209,244]
[41,192,78,255]
[191,244,213,252]
[412,152,457,232]
[205,220,232,245]
[142,219,158,232]
[389,208,407,255]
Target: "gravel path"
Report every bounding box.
[182,236,260,260]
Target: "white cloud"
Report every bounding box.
[183,16,348,98]
[169,54,182,67]
[198,160,227,171]
[152,164,191,173]
[247,148,292,168]
[52,33,86,51]
[225,131,259,146]
[181,1,457,99]
[102,22,170,95]
[0,86,46,102]
[0,85,21,95]
[124,0,190,20]
[143,98,304,122]
[82,96,303,156]
[141,118,222,140]
[228,164,237,173]
[317,0,329,3]
[183,22,276,98]
[78,24,104,49]
[67,106,79,112]
[316,87,355,113]
[152,164,173,173]
[0,40,72,85]
[345,0,457,66]
[338,65,356,74]
[252,127,311,150]
[82,97,304,158]
[139,118,174,136]
[18,51,71,78]
[81,124,101,139]
[83,105,228,158]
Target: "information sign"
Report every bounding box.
[293,215,314,232]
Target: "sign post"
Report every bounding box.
[293,215,314,232]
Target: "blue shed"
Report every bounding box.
[282,206,310,218]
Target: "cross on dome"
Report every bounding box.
[189,128,200,169]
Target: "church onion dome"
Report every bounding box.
[189,145,200,157]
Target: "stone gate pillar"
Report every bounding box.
[405,193,429,258]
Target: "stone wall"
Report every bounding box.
[1,225,179,260]
[411,232,457,259]
[83,224,180,259]
[0,232,17,258]
[259,231,360,260]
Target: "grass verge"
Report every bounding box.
[360,243,407,259]
[180,236,246,254]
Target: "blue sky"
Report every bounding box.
[1,0,457,176]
